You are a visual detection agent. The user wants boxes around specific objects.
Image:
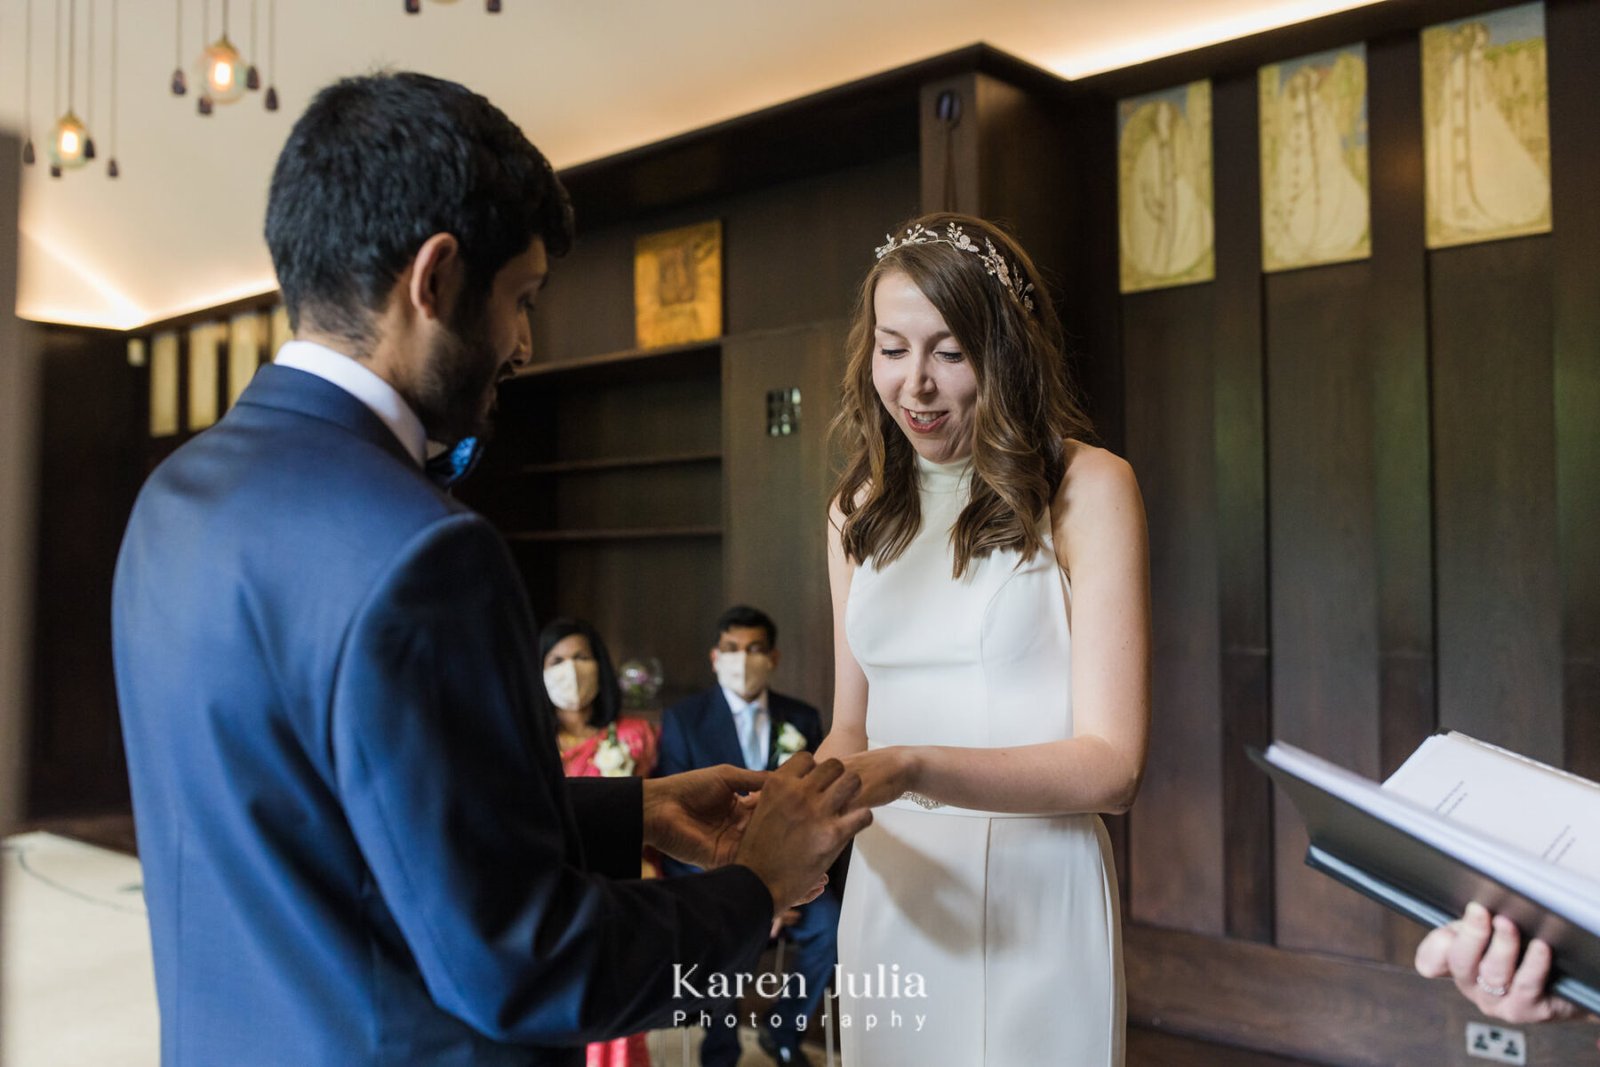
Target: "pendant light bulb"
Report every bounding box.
[171,68,188,95]
[23,140,37,166]
[199,35,247,104]
[50,111,92,170]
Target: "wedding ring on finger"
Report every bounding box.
[1476,976,1510,998]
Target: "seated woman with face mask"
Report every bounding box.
[536,617,661,1067]
[538,617,659,784]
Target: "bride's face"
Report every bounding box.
[871,270,978,464]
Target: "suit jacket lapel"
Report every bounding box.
[705,688,749,769]
[764,705,785,770]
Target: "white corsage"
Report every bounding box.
[593,724,636,777]
[775,722,808,765]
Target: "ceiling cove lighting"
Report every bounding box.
[1050,0,1389,78]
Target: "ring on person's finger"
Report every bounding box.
[1475,976,1509,997]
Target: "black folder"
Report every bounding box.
[1252,745,1600,1016]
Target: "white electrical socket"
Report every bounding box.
[1466,1021,1527,1064]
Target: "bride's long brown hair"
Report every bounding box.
[831,213,1093,579]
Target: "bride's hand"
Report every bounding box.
[840,747,921,808]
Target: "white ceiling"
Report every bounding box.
[0,0,1384,328]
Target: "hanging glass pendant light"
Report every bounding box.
[50,110,90,169]
[83,0,97,160]
[244,0,261,91]
[170,0,187,94]
[197,1,246,105]
[50,0,92,171]
[107,0,120,176]
[21,0,37,164]
[262,0,278,110]
[200,35,245,103]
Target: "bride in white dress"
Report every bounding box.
[817,213,1151,1066]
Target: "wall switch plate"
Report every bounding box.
[1466,1022,1526,1064]
[766,387,801,437]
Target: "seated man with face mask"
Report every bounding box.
[657,606,837,1067]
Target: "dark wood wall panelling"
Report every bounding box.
[1127,924,1600,1066]
[1548,0,1600,786]
[1,134,28,832]
[27,327,145,818]
[722,322,850,715]
[1365,31,1438,966]
[1085,0,1600,1061]
[1431,241,1561,751]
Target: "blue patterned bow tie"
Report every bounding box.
[424,437,483,491]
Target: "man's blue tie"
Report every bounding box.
[738,705,763,770]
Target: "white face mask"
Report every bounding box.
[543,658,600,713]
[715,650,772,699]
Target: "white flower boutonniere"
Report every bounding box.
[775,722,808,765]
[594,723,636,777]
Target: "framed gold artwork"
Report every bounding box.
[634,220,723,349]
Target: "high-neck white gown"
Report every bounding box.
[835,454,1124,1066]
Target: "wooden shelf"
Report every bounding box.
[514,340,720,386]
[515,451,721,476]
[505,526,723,544]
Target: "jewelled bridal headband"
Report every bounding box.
[873,222,1036,312]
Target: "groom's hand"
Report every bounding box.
[642,765,764,870]
[734,753,871,916]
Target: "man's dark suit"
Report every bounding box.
[657,686,838,1066]
[112,365,772,1065]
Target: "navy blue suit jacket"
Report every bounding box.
[654,687,823,881]
[112,365,771,1065]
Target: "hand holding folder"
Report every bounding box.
[1415,902,1589,1024]
[1254,733,1600,1016]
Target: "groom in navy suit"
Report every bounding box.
[658,606,840,1067]
[111,73,870,1066]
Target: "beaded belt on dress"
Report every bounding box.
[885,790,1068,819]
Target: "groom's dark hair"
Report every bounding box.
[715,605,778,649]
[265,71,574,354]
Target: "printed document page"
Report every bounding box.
[1383,733,1600,881]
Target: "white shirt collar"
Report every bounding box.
[274,340,428,468]
[721,687,769,717]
